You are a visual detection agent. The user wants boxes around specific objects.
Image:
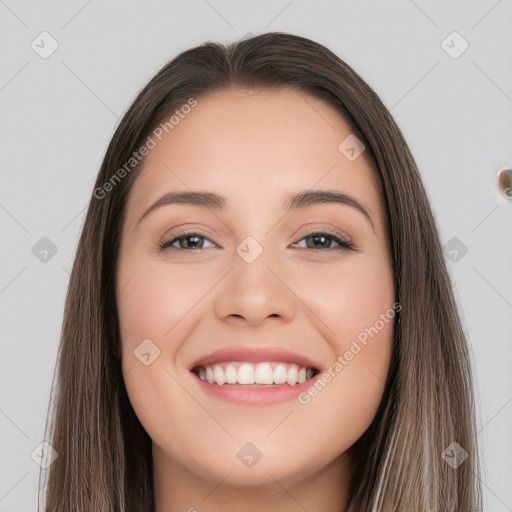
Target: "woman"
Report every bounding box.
[39,32,482,511]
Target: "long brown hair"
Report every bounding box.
[39,32,482,511]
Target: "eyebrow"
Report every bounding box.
[137,189,374,230]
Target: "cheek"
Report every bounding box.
[294,256,395,437]
[116,260,214,346]
[300,253,395,346]
[116,258,220,416]
[116,260,217,460]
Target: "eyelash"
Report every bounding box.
[158,229,355,252]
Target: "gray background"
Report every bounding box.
[1,1,511,510]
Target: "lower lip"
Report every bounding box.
[191,371,320,406]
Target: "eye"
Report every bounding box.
[159,229,356,252]
[159,232,215,251]
[292,230,355,252]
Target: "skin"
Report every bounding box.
[116,87,395,512]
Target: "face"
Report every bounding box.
[116,87,395,491]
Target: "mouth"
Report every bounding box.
[188,346,322,404]
[192,361,320,386]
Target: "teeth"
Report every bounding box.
[195,362,316,386]
[254,363,273,384]
[238,363,254,384]
[274,364,287,384]
[225,365,238,384]
[213,365,225,385]
[286,365,298,386]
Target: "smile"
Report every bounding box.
[189,346,322,404]
[193,362,318,386]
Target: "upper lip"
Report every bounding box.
[189,346,321,371]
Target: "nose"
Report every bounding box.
[214,249,297,327]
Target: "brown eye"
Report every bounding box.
[292,231,355,251]
[159,233,215,251]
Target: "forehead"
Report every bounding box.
[125,87,384,227]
